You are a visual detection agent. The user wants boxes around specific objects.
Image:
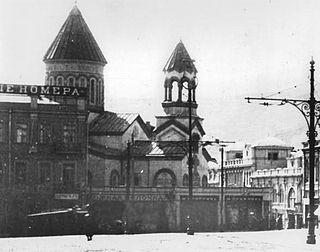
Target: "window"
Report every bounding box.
[63,123,76,145]
[182,174,189,186]
[68,76,75,87]
[110,170,120,187]
[134,173,141,186]
[268,152,279,160]
[202,175,208,188]
[279,187,284,203]
[193,171,200,186]
[57,76,63,86]
[235,153,243,159]
[62,163,75,188]
[98,79,103,105]
[80,77,86,88]
[16,123,28,143]
[288,188,296,208]
[90,79,96,104]
[15,162,27,185]
[0,121,4,142]
[154,169,176,187]
[39,124,51,144]
[49,76,54,86]
[39,162,51,184]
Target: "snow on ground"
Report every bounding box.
[1,229,320,252]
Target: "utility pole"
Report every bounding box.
[245,60,318,244]
[188,85,193,200]
[203,139,234,231]
[217,140,234,231]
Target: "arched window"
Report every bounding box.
[288,188,296,208]
[181,81,189,102]
[171,81,179,102]
[90,78,96,104]
[134,173,142,186]
[153,169,176,187]
[279,186,284,203]
[57,76,63,86]
[68,76,75,87]
[182,174,189,187]
[193,171,200,187]
[110,170,120,187]
[98,79,103,105]
[202,175,208,188]
[49,76,54,86]
[80,77,87,88]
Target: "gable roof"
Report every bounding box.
[163,41,197,74]
[89,111,150,137]
[130,140,188,158]
[154,118,205,137]
[43,6,107,64]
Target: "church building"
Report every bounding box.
[0,5,273,235]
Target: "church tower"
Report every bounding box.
[43,6,107,112]
[155,41,205,141]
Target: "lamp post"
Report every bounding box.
[203,139,234,231]
[245,60,318,244]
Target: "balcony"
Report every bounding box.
[224,158,253,168]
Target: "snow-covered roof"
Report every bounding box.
[253,137,291,148]
[225,141,246,152]
[0,94,58,104]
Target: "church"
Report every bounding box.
[0,5,272,235]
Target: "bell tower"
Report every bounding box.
[154,41,205,142]
[43,5,107,112]
[162,41,198,117]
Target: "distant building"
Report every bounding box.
[223,137,293,188]
[223,137,304,229]
[250,150,303,229]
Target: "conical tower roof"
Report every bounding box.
[43,6,107,64]
[163,41,197,74]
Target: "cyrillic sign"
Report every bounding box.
[92,193,172,201]
[0,84,87,97]
[180,195,219,201]
[225,196,262,201]
[54,193,79,200]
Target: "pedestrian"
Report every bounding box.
[84,213,95,241]
[276,215,283,230]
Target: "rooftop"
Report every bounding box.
[43,6,107,64]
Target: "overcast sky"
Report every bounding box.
[1,0,320,147]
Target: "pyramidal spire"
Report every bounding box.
[70,5,81,15]
[163,41,197,74]
[43,6,107,64]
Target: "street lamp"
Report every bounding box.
[245,60,318,244]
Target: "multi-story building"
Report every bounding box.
[224,137,293,188]
[250,150,303,229]
[223,137,304,229]
[0,5,105,236]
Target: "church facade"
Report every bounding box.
[0,6,272,236]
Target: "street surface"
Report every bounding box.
[1,229,320,252]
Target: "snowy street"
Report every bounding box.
[1,229,320,252]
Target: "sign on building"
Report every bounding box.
[0,83,87,97]
[54,193,79,200]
